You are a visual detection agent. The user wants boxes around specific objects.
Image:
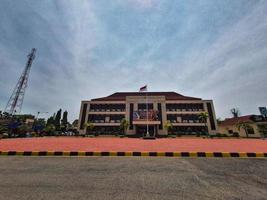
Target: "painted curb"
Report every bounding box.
[0,151,266,157]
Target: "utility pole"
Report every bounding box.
[5,48,36,115]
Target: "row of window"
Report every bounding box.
[166,108,204,112]
[88,114,125,123]
[89,120,122,123]
[90,108,203,112]
[167,114,206,123]
[168,126,207,134]
[166,103,204,110]
[90,104,125,112]
[89,103,204,112]
[86,126,121,135]
[90,109,125,112]
[228,127,255,134]
[85,126,207,135]
[168,119,203,123]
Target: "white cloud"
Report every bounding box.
[1,0,267,122]
[129,0,157,9]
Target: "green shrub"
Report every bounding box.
[233,132,239,137]
[176,133,182,137]
[216,133,222,137]
[94,132,99,136]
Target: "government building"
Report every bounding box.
[78,92,218,137]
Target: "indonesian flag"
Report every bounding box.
[139,85,147,92]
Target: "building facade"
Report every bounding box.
[218,115,267,138]
[78,92,218,137]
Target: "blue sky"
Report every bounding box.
[0,0,267,121]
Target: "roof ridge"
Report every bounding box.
[91,91,201,101]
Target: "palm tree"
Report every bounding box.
[199,112,209,136]
[120,118,129,135]
[230,108,240,118]
[236,121,253,138]
[164,120,173,135]
[84,122,94,135]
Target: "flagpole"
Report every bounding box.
[146,87,149,137]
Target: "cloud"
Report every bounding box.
[0,0,266,121]
[128,0,157,9]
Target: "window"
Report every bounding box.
[105,116,110,123]
[176,116,182,123]
[247,127,255,134]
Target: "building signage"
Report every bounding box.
[259,107,267,117]
[133,110,158,121]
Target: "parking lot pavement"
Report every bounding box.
[0,157,267,200]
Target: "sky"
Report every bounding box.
[0,0,267,122]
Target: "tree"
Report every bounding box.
[33,118,46,132]
[45,124,56,136]
[230,108,240,118]
[46,116,55,126]
[236,121,253,138]
[0,125,8,134]
[18,124,31,137]
[164,120,173,134]
[199,112,209,135]
[120,118,129,135]
[257,124,267,138]
[61,110,68,131]
[72,119,79,128]
[54,109,62,131]
[84,122,94,135]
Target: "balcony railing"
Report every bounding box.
[90,109,125,112]
[91,120,122,123]
[168,119,203,123]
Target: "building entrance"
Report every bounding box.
[136,125,157,137]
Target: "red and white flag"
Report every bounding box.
[139,85,147,92]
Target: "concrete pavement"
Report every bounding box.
[0,157,267,200]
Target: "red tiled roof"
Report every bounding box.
[220,115,254,126]
[91,92,201,101]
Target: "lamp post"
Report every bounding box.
[36,111,49,120]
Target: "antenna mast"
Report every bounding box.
[4,48,36,115]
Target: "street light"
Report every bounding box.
[36,111,49,120]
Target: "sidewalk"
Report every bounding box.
[0,137,267,152]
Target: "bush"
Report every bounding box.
[94,132,99,136]
[233,132,239,137]
[216,133,222,137]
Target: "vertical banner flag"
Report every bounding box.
[139,85,147,92]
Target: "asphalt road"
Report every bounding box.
[0,158,267,200]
